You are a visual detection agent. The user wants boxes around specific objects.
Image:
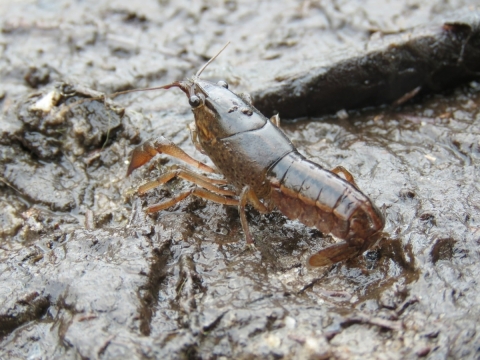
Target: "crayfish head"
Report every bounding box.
[188,79,267,142]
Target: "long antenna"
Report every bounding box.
[75,42,230,103]
[195,41,230,78]
[105,82,181,99]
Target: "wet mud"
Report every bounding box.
[0,1,479,359]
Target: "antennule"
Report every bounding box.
[195,41,231,78]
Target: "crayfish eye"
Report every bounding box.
[217,80,228,89]
[188,94,203,108]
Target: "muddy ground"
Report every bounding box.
[0,1,480,359]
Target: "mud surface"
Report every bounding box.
[1,1,480,359]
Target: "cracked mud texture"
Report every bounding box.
[0,1,479,359]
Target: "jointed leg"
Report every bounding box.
[188,122,206,154]
[147,187,238,213]
[308,241,363,267]
[127,136,216,176]
[237,186,270,244]
[244,187,270,213]
[308,233,382,267]
[239,186,254,244]
[147,184,259,246]
[145,178,267,246]
[137,167,232,196]
[331,165,358,189]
